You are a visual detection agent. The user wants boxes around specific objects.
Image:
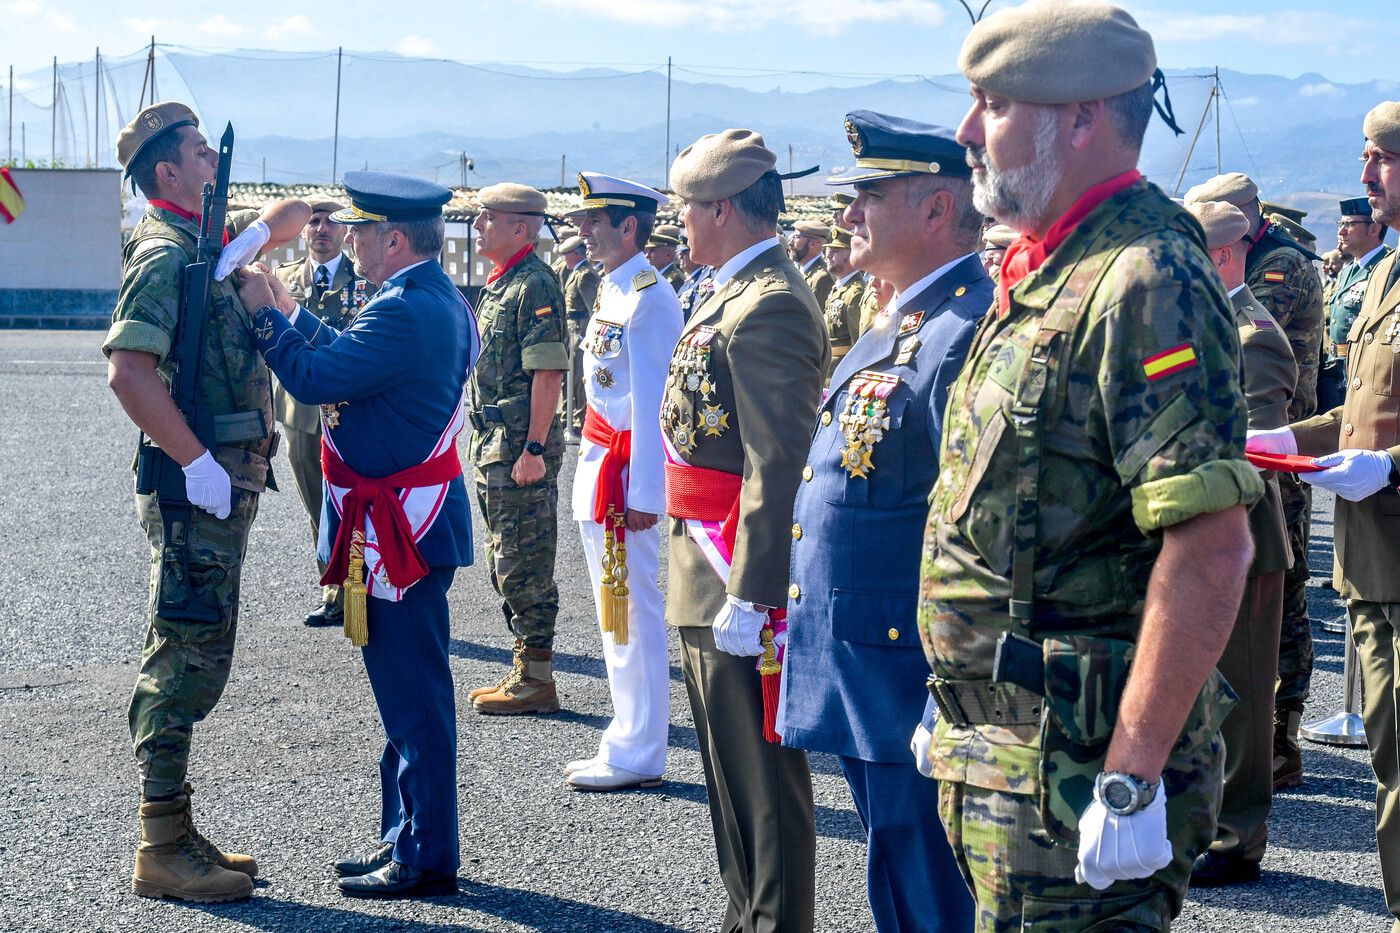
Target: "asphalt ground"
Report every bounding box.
[0,329,1388,932]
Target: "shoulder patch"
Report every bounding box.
[534,305,555,318]
[1263,270,1286,284]
[898,311,925,334]
[1142,343,1198,381]
[633,268,658,290]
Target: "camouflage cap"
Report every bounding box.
[982,224,1017,249]
[1184,172,1258,208]
[670,129,778,202]
[1365,102,1400,153]
[958,0,1156,105]
[478,182,549,215]
[1187,200,1250,250]
[793,219,831,242]
[647,223,684,247]
[827,226,854,249]
[116,101,199,176]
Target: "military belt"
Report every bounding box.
[467,405,505,433]
[926,676,1043,729]
[212,409,270,445]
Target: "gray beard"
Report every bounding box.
[968,109,1064,234]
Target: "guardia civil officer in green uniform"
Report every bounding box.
[466,183,571,715]
[644,223,687,292]
[789,218,835,308]
[1330,196,1391,359]
[821,225,865,378]
[1251,101,1400,933]
[273,197,366,628]
[104,101,309,902]
[1185,199,1297,886]
[925,5,1262,928]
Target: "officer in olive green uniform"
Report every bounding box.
[1186,171,1325,787]
[559,234,600,430]
[831,191,854,226]
[856,277,890,338]
[790,219,835,308]
[551,226,579,286]
[105,102,309,903]
[1255,101,1400,933]
[981,224,1016,281]
[466,183,571,715]
[821,225,864,378]
[272,198,365,628]
[644,223,687,292]
[926,7,1262,929]
[1185,200,1297,886]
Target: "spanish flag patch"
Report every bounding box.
[1263,270,1286,284]
[534,305,553,318]
[1142,343,1198,381]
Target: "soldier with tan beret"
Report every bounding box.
[980,223,1016,279]
[788,218,835,308]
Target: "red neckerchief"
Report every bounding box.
[487,244,534,284]
[997,169,1141,315]
[1246,218,1271,256]
[148,198,231,246]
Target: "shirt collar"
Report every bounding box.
[713,237,780,287]
[606,250,649,290]
[1359,243,1388,267]
[313,253,344,282]
[801,254,821,273]
[1227,283,1247,298]
[837,269,861,287]
[892,252,977,312]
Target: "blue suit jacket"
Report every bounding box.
[252,260,478,570]
[781,254,992,762]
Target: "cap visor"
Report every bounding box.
[329,207,375,225]
[824,167,917,186]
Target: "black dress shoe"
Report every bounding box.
[1190,851,1261,887]
[331,841,394,877]
[304,603,342,628]
[337,860,457,898]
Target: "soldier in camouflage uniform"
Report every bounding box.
[104,102,309,902]
[923,7,1262,929]
[821,225,864,379]
[466,183,571,715]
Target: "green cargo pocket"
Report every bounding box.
[1020,888,1168,931]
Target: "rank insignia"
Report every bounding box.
[633,268,658,290]
[594,366,615,388]
[837,371,899,478]
[895,335,920,365]
[700,403,730,437]
[1142,343,1197,381]
[672,419,697,456]
[898,311,924,335]
[254,318,274,341]
[1251,317,1275,330]
[1262,270,1286,284]
[320,401,349,429]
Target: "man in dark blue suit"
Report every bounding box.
[779,112,989,932]
[236,172,477,898]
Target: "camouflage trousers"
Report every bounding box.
[129,490,258,801]
[1276,496,1315,712]
[474,459,561,649]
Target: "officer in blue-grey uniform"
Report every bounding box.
[780,111,988,933]
[236,171,478,899]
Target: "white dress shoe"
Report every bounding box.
[563,756,599,776]
[565,762,664,792]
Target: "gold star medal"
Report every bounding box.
[700,403,730,437]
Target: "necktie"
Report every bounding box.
[315,264,331,296]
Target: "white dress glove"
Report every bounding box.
[1303,449,1395,501]
[182,450,233,520]
[214,219,271,281]
[1244,426,1297,456]
[910,724,934,778]
[712,594,767,657]
[1074,786,1172,890]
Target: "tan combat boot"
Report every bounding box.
[473,646,560,714]
[1272,707,1305,790]
[132,797,253,902]
[468,639,525,701]
[183,784,258,877]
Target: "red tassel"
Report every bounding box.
[759,627,781,744]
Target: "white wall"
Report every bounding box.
[0,168,122,290]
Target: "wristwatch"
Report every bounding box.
[1094,771,1159,815]
[524,440,546,457]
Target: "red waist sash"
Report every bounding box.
[583,406,633,536]
[665,459,743,551]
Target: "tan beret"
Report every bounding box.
[794,220,831,242]
[1184,172,1259,208]
[827,226,854,249]
[670,128,778,202]
[1186,200,1250,250]
[647,223,683,248]
[306,197,346,214]
[478,182,548,215]
[1364,101,1400,153]
[982,224,1017,249]
[557,235,585,254]
[959,0,1155,105]
[556,225,579,240]
[116,101,199,174]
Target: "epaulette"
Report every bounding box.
[633,268,657,290]
[276,258,301,269]
[1261,226,1321,263]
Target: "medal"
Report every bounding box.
[700,403,730,437]
[837,371,899,479]
[672,419,697,456]
[594,366,615,388]
[321,401,349,429]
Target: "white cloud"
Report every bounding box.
[268,15,311,38]
[1140,11,1368,47]
[1300,82,1343,99]
[125,17,159,35]
[5,0,69,29]
[197,14,243,37]
[4,0,40,13]
[396,34,439,56]
[533,0,945,34]
[45,9,71,30]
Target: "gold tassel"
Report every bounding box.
[610,514,630,646]
[599,517,617,635]
[342,528,369,647]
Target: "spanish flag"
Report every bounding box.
[1142,342,1198,381]
[0,168,24,224]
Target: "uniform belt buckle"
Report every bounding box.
[926,676,970,729]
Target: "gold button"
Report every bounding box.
[792,523,802,540]
[887,628,900,641]
[802,465,814,481]
[954,286,966,297]
[821,411,832,426]
[789,584,801,599]
[1345,422,1355,436]
[1353,377,1363,389]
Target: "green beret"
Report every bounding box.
[670,129,778,202]
[982,224,1017,249]
[1364,101,1400,153]
[1186,200,1250,250]
[116,101,199,175]
[1184,172,1258,208]
[959,0,1156,105]
[478,182,548,215]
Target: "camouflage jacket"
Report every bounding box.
[918,180,1262,794]
[1245,225,1324,420]
[103,205,277,487]
[467,250,570,467]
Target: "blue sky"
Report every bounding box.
[5,0,1391,87]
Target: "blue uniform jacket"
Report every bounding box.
[781,254,992,762]
[252,260,478,570]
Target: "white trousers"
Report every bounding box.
[577,520,670,777]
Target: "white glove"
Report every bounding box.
[182,450,232,520]
[214,219,271,281]
[910,724,934,778]
[711,594,767,657]
[1074,786,1172,890]
[1302,449,1396,501]
[1244,426,1297,456]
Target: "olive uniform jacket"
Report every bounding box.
[1294,252,1400,601]
[1232,285,1296,575]
[272,253,361,434]
[801,254,835,310]
[662,242,829,622]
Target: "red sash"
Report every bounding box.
[582,406,633,537]
[320,440,462,591]
[664,459,743,553]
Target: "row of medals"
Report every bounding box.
[838,371,898,479]
[662,326,728,457]
[588,319,624,390]
[319,281,372,429]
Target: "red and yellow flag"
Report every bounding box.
[1142,343,1198,381]
[0,168,24,224]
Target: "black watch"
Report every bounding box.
[524,440,546,457]
[1094,771,1159,816]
